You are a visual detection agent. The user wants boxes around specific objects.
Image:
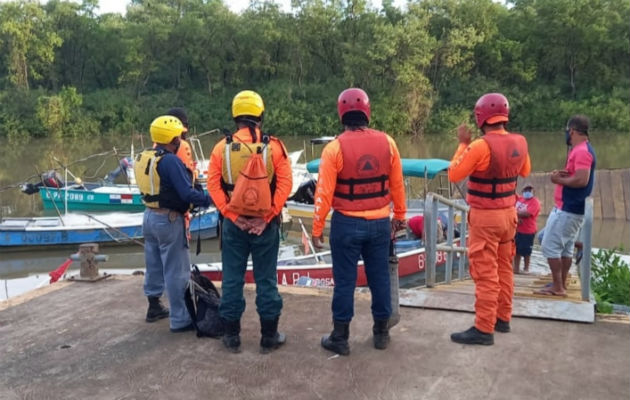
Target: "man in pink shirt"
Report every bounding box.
[538,115,596,296]
[514,185,541,274]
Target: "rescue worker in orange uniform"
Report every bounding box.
[206,90,292,354]
[448,93,531,345]
[312,88,406,355]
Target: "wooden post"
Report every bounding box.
[79,243,99,279]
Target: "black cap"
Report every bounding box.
[567,115,589,135]
[523,185,533,191]
[167,107,188,129]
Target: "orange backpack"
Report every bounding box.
[226,144,272,217]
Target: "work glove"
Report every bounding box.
[391,219,407,239]
[312,235,325,250]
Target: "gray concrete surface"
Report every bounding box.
[0,276,628,400]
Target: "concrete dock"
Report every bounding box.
[1,275,628,400]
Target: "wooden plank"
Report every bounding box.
[622,169,630,221]
[399,288,595,322]
[610,169,627,220]
[597,170,615,219]
[591,170,603,219]
[537,173,553,215]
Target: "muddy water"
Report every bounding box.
[1,131,628,299]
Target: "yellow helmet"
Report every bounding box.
[150,115,185,144]
[232,90,265,118]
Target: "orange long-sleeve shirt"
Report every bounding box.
[448,129,531,183]
[176,139,195,174]
[311,133,406,238]
[206,128,293,223]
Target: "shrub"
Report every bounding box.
[590,248,630,310]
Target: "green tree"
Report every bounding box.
[0,1,62,90]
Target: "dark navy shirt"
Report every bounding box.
[156,146,210,213]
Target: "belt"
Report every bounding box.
[148,207,174,214]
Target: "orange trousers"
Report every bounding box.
[468,207,517,333]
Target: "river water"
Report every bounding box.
[1,131,628,300]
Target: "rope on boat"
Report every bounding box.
[78,212,145,248]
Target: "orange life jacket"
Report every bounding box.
[467,133,528,209]
[176,140,195,175]
[332,129,392,211]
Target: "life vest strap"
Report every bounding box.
[468,176,518,184]
[468,175,517,199]
[467,188,516,199]
[337,174,388,185]
[335,174,388,201]
[334,189,390,201]
[143,194,160,202]
[220,179,235,193]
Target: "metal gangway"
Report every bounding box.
[423,192,469,287]
[401,192,596,322]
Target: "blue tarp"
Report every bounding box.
[306,158,450,179]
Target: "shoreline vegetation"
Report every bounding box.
[0,0,627,140]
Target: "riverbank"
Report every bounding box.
[1,276,628,399]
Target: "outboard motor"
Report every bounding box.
[41,170,64,188]
[21,170,64,195]
[104,157,134,184]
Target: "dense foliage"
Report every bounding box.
[0,0,628,138]
[591,248,630,312]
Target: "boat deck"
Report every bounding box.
[1,276,628,399]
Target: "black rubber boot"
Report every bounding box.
[260,317,286,354]
[372,319,390,350]
[321,321,350,356]
[221,318,241,353]
[145,296,169,323]
[495,318,511,333]
[450,326,494,345]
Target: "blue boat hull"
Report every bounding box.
[0,210,219,250]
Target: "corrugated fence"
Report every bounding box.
[517,168,630,220]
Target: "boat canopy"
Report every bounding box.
[306,158,450,179]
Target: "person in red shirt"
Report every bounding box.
[514,185,541,274]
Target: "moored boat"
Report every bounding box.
[38,183,144,212]
[0,208,219,251]
[285,158,458,226]
[195,239,455,288]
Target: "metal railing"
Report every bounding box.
[579,197,594,301]
[424,192,470,288]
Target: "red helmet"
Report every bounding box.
[337,88,371,122]
[474,93,509,128]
